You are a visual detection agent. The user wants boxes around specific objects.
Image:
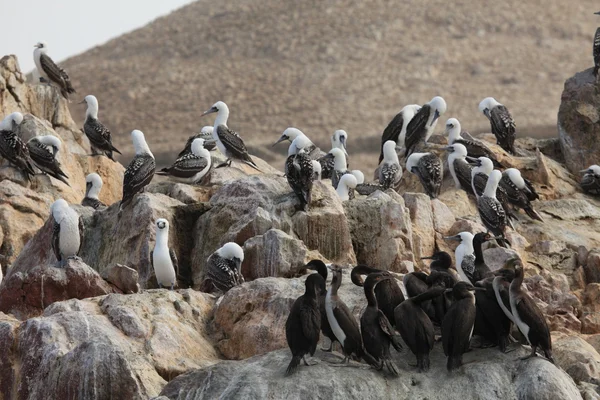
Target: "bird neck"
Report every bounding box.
[336,183,349,200]
[156,230,169,247]
[214,107,229,129]
[473,240,485,264]
[86,103,99,120]
[483,177,498,198]
[134,137,153,157]
[458,241,474,258]
[334,154,347,171]
[364,282,378,308]
[448,127,460,143]
[330,273,341,296]
[510,268,524,292]
[87,184,101,199]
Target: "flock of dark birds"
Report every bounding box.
[0,21,598,380]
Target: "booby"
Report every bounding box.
[81,173,106,209]
[351,169,385,195]
[477,170,509,247]
[406,152,442,198]
[157,138,212,184]
[444,118,501,167]
[594,12,600,77]
[501,168,543,221]
[285,135,314,210]
[478,97,516,154]
[360,272,402,375]
[351,265,405,327]
[335,174,357,201]
[151,218,178,289]
[581,165,600,195]
[273,127,324,160]
[379,104,421,163]
[33,42,76,99]
[444,232,476,284]
[404,96,447,157]
[328,148,350,189]
[285,273,325,376]
[27,135,70,186]
[177,126,217,157]
[205,242,245,294]
[0,112,35,181]
[311,160,322,181]
[81,95,122,161]
[509,258,554,363]
[305,260,337,352]
[442,281,479,371]
[445,143,474,194]
[120,130,155,212]
[379,140,402,190]
[394,285,445,372]
[351,170,364,184]
[51,199,83,267]
[201,101,259,170]
[325,265,379,367]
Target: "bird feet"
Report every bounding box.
[302,356,320,367]
[216,160,232,169]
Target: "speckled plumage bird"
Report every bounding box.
[379,140,402,190]
[0,112,35,181]
[477,170,509,247]
[479,97,516,154]
[285,135,314,210]
[406,152,442,198]
[27,135,69,186]
[81,95,122,161]
[404,96,447,157]
[205,242,245,294]
[120,130,155,212]
[81,173,106,209]
[581,165,600,195]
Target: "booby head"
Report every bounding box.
[217,242,245,264]
[581,165,600,176]
[444,143,468,158]
[332,130,348,155]
[156,218,169,231]
[202,101,228,116]
[336,174,358,201]
[200,126,214,136]
[310,160,322,181]
[0,112,24,131]
[469,156,493,175]
[80,95,99,119]
[484,169,503,197]
[503,168,526,188]
[444,118,461,143]
[478,97,502,118]
[428,96,447,124]
[131,130,153,157]
[50,198,70,220]
[329,148,347,171]
[36,135,62,155]
[85,173,103,198]
[288,134,313,156]
[351,170,364,184]
[274,127,305,146]
[402,104,422,116]
[34,42,47,49]
[191,138,207,156]
[444,231,475,246]
[406,152,428,173]
[382,140,400,164]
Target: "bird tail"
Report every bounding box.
[543,349,555,365]
[156,168,170,175]
[359,347,382,369]
[243,156,261,171]
[447,355,463,371]
[524,207,544,222]
[56,173,70,187]
[417,354,430,372]
[285,355,301,376]
[384,359,400,376]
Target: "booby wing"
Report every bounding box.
[453,159,474,193]
[159,153,209,178]
[83,117,121,160]
[472,172,488,197]
[169,248,179,277]
[379,162,401,190]
[39,53,75,99]
[316,153,335,179]
[514,293,551,346]
[52,218,61,262]
[461,254,476,283]
[594,27,600,76]
[81,197,106,209]
[0,130,36,179]
[478,196,507,236]
[489,106,516,153]
[404,105,431,157]
[285,153,313,209]
[453,138,502,167]
[523,177,539,201]
[415,153,442,198]
[300,302,321,347]
[215,125,257,166]
[178,134,217,157]
[332,301,362,346]
[379,112,405,163]
[355,183,385,196]
[27,139,69,185]
[207,254,243,292]
[121,155,155,209]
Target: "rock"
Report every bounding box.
[540,199,600,221]
[438,188,478,220]
[101,263,140,294]
[0,289,218,399]
[585,251,600,284]
[147,181,213,204]
[558,67,600,175]
[431,198,455,234]
[242,229,307,280]
[345,190,413,272]
[483,246,521,272]
[403,193,435,267]
[554,334,600,385]
[0,257,114,319]
[160,347,582,400]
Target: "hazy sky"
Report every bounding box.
[2,0,196,73]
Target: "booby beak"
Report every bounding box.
[443,234,462,242]
[580,169,591,174]
[465,156,480,166]
[483,108,491,119]
[78,99,86,105]
[340,136,348,155]
[432,109,441,123]
[202,106,218,116]
[595,11,600,15]
[85,181,92,196]
[443,145,455,153]
[272,136,287,146]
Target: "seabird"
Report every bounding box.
[379,140,402,190]
[336,174,357,201]
[201,101,259,170]
[406,152,443,198]
[331,130,348,157]
[51,199,83,267]
[477,170,509,247]
[27,135,69,186]
[311,160,322,181]
[81,173,106,209]
[328,148,350,189]
[444,118,502,167]
[81,95,122,161]
[120,130,155,212]
[285,135,314,211]
[33,42,76,99]
[478,97,516,154]
[445,143,474,194]
[0,112,35,181]
[285,273,325,376]
[594,12,600,77]
[442,282,479,371]
[273,127,324,160]
[351,170,364,184]
[444,232,476,284]
[379,104,421,163]
[404,96,447,157]
[151,218,178,290]
[205,242,245,294]
[360,272,403,375]
[177,126,217,157]
[305,260,338,352]
[508,258,554,363]
[157,138,212,184]
[581,165,600,195]
[500,168,543,221]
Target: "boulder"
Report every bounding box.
[585,251,600,284]
[554,334,600,386]
[101,263,140,294]
[403,193,435,268]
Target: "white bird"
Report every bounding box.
[273,127,324,160]
[33,42,76,99]
[331,130,348,156]
[581,165,600,195]
[379,104,422,162]
[120,130,155,212]
[328,148,350,189]
[81,95,122,161]
[151,218,178,290]
[478,97,516,154]
[157,138,212,184]
[27,135,69,186]
[336,173,358,201]
[178,126,217,157]
[445,143,473,193]
[444,118,500,166]
[351,170,364,184]
[51,199,83,267]
[445,232,475,283]
[379,140,402,191]
[205,242,245,294]
[404,96,447,157]
[81,173,106,209]
[478,170,509,247]
[311,160,322,181]
[500,168,543,222]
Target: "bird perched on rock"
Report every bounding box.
[478,97,516,154]
[444,232,476,284]
[379,140,402,191]
[594,12,600,77]
[202,101,259,170]
[0,112,36,181]
[51,199,83,267]
[33,42,75,99]
[285,135,314,211]
[404,96,447,157]
[446,143,473,194]
[500,168,543,221]
[27,135,69,186]
[157,138,212,184]
[120,130,155,212]
[273,128,324,160]
[379,104,421,162]
[406,152,442,198]
[336,174,357,201]
[81,173,106,209]
[351,169,385,196]
[581,165,600,195]
[321,148,349,188]
[444,118,502,167]
[331,130,349,158]
[285,273,325,376]
[151,219,178,290]
[311,160,322,181]
[477,170,509,247]
[177,126,216,157]
[205,242,245,294]
[81,95,122,161]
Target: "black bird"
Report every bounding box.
[442,281,479,371]
[406,152,443,199]
[470,232,496,284]
[81,95,122,161]
[285,273,326,376]
[403,272,437,322]
[379,104,421,163]
[360,272,403,375]
[421,251,455,276]
[581,165,600,196]
[27,135,70,186]
[33,42,76,99]
[305,260,337,352]
[478,97,516,155]
[404,96,447,157]
[474,274,512,353]
[177,126,217,157]
[351,265,405,327]
[394,285,445,372]
[285,136,314,211]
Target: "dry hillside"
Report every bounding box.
[59,0,599,172]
